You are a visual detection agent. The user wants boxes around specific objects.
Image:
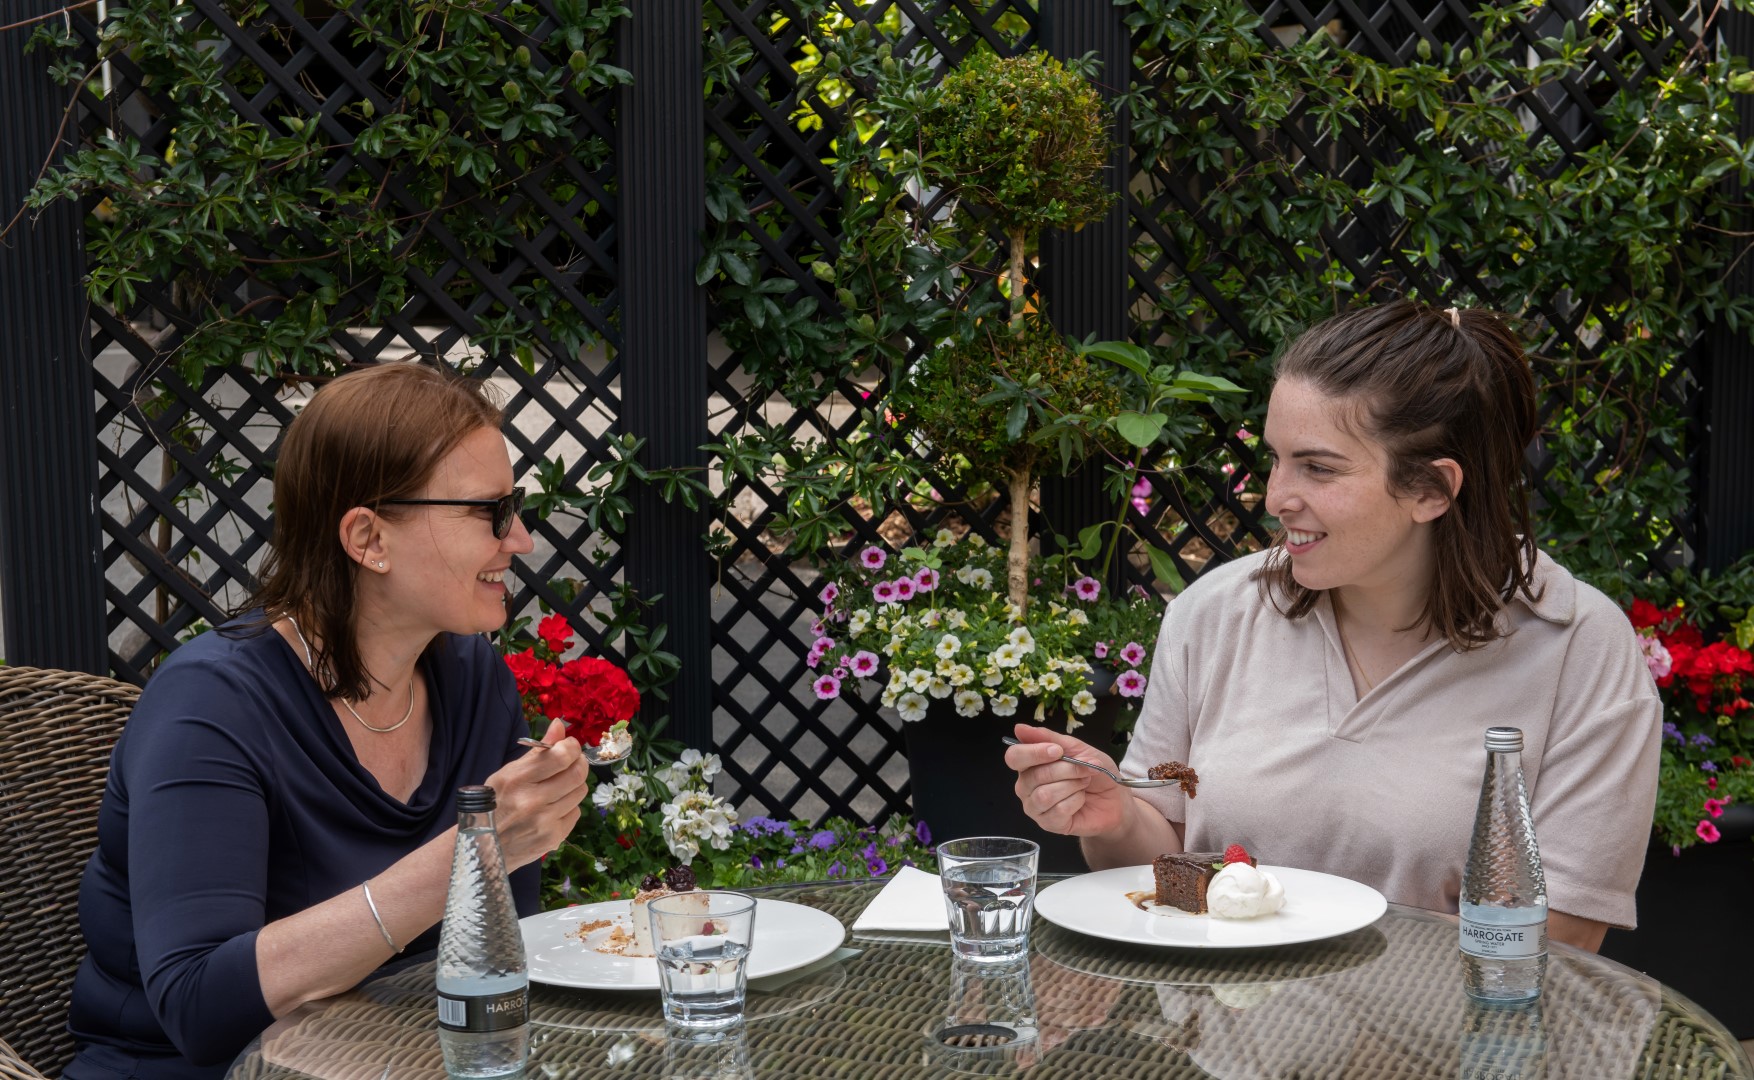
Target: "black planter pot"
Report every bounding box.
[902,692,1127,875]
[1598,803,1754,1038]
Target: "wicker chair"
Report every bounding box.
[0,666,138,1080]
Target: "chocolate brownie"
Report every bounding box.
[1147,761,1200,797]
[1153,851,1254,913]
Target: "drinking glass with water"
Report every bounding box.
[936,837,1040,963]
[648,891,758,1029]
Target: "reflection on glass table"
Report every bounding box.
[229,877,1754,1080]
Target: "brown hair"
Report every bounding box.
[1256,300,1539,650]
[239,364,503,700]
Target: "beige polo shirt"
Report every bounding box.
[1119,549,1661,928]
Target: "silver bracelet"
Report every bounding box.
[361,880,402,954]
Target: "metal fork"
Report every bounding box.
[999,735,1177,788]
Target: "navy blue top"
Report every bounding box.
[64,619,539,1080]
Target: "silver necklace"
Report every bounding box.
[286,616,416,734]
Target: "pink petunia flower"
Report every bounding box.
[849,650,880,677]
[1119,641,1146,667]
[1072,576,1101,602]
[1115,671,1147,698]
[872,580,898,604]
[1093,641,1109,659]
[820,581,840,606]
[1131,477,1152,515]
[813,674,842,700]
[860,546,888,570]
[893,577,916,601]
[1704,797,1728,819]
[1697,819,1722,843]
[833,666,847,680]
[914,567,940,592]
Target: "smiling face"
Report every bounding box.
[1262,378,1451,604]
[375,425,534,637]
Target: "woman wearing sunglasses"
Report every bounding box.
[65,365,590,1080]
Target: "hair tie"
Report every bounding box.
[1444,306,1462,329]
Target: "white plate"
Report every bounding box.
[521,898,845,990]
[1035,865,1387,950]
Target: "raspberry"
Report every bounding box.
[1223,844,1251,865]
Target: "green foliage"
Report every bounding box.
[893,49,1117,240]
[27,0,630,382]
[1117,0,1754,596]
[891,323,1128,482]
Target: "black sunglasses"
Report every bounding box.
[382,486,526,539]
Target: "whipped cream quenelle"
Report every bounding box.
[1206,861,1285,919]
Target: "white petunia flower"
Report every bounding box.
[1008,627,1036,651]
[967,533,988,549]
[848,609,872,634]
[992,643,1024,668]
[949,663,975,686]
[1066,609,1089,626]
[935,634,961,659]
[897,693,930,722]
[921,609,942,629]
[1071,690,1098,715]
[880,689,899,708]
[1020,677,1039,697]
[936,656,958,676]
[968,568,993,589]
[928,678,953,699]
[954,689,984,717]
[947,610,969,630]
[983,667,1005,687]
[883,636,905,657]
[906,668,933,692]
[990,694,1019,717]
[934,528,957,548]
[1038,671,1062,691]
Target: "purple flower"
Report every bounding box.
[1072,576,1101,602]
[1692,733,1716,748]
[1115,670,1147,698]
[849,650,880,677]
[776,857,787,869]
[1702,761,1719,772]
[867,855,889,876]
[790,843,804,854]
[860,546,887,570]
[813,674,842,700]
[873,580,898,604]
[820,581,840,606]
[886,835,903,847]
[1119,641,1146,666]
[914,567,940,592]
[1663,722,1683,742]
[862,841,879,861]
[893,577,916,601]
[827,860,846,878]
[741,816,792,837]
[750,855,762,869]
[1093,641,1109,659]
[809,830,837,850]
[915,820,931,846]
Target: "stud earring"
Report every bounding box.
[376,561,385,569]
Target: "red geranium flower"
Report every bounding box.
[537,613,575,654]
[1628,599,1665,629]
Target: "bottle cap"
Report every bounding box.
[456,784,497,813]
[1483,726,1524,753]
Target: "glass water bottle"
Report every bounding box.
[1459,727,1548,1003]
[436,785,529,1077]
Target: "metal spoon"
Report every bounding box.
[999,735,1177,788]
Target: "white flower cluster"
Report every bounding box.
[590,771,647,814]
[660,789,738,862]
[656,748,722,793]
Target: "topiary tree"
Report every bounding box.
[899,49,1115,332]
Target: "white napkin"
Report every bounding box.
[851,865,950,932]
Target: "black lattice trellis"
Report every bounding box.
[2,0,1731,827]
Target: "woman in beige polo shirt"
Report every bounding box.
[1005,300,1661,952]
